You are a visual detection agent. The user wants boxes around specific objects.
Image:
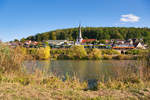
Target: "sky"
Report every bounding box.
[0,0,150,42]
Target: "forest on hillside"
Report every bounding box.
[20,27,150,43]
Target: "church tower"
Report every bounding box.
[76,24,83,45]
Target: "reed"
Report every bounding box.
[0,44,25,73]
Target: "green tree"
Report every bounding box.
[20,38,26,43]
[50,32,57,40]
[14,39,19,42]
[22,27,150,44]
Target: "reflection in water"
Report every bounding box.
[24,60,51,74]
[24,60,136,81]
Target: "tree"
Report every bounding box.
[35,33,42,41]
[22,27,150,43]
[14,39,19,42]
[41,32,50,41]
[50,32,56,40]
[98,40,106,44]
[20,38,26,43]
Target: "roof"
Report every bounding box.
[47,40,68,44]
[133,42,144,47]
[112,44,135,49]
[112,47,135,49]
[82,39,96,43]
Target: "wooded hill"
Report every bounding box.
[21,27,150,43]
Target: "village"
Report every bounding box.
[8,25,148,53]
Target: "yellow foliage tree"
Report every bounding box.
[37,46,50,60]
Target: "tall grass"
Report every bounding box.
[0,44,25,73]
[138,49,150,80]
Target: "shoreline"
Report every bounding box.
[0,73,150,100]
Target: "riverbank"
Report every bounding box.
[9,45,146,60]
[50,47,144,60]
[0,74,150,100]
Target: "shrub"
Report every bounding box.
[51,49,67,59]
[88,49,102,60]
[113,54,133,60]
[126,49,140,55]
[102,49,120,55]
[103,54,112,60]
[27,46,50,60]
[67,46,87,59]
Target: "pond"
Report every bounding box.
[24,60,137,81]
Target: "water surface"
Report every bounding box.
[24,60,136,81]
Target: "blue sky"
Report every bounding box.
[0,0,150,42]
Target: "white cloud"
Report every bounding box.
[120,14,140,23]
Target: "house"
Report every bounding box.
[47,40,72,48]
[126,39,133,45]
[24,40,32,45]
[23,40,39,48]
[82,39,96,44]
[133,42,146,49]
[47,40,68,46]
[112,44,135,49]
[115,40,125,44]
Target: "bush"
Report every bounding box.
[50,47,88,60]
[103,54,112,60]
[88,49,102,60]
[67,46,87,59]
[27,46,50,60]
[126,49,140,55]
[102,49,120,55]
[113,54,133,60]
[51,49,67,59]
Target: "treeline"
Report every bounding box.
[21,27,150,43]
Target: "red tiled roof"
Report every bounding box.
[82,39,96,43]
[112,47,135,49]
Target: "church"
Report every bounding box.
[75,25,96,45]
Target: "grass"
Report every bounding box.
[0,73,150,100]
[0,44,150,99]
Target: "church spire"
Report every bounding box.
[75,24,83,45]
[79,24,82,40]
